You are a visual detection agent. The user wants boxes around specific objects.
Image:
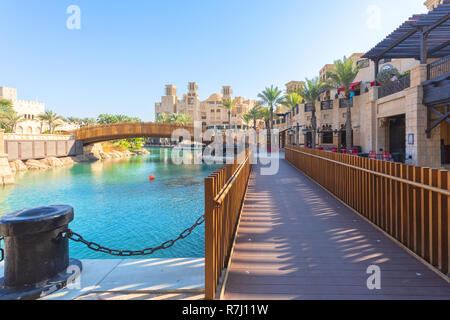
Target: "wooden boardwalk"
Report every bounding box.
[223,159,450,300]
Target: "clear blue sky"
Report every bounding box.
[0,0,427,121]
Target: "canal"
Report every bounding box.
[0,148,220,259]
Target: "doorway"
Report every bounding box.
[305,132,312,148]
[339,128,353,148]
[441,120,450,165]
[389,115,406,162]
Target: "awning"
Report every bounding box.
[371,80,382,87]
[363,1,450,60]
[337,82,361,93]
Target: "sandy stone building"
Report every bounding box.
[275,0,450,169]
[0,86,45,134]
[155,82,256,129]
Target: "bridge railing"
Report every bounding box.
[72,122,195,142]
[204,149,252,300]
[285,145,450,276]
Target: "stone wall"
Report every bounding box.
[4,134,83,161]
[0,130,14,185]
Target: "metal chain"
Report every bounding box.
[0,236,4,262]
[65,214,205,257]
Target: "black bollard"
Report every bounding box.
[0,205,82,300]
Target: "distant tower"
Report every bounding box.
[424,0,444,10]
[222,86,232,100]
[187,82,199,104]
[165,84,176,97]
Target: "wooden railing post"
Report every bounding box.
[204,176,215,300]
[204,150,252,299]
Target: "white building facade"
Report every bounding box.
[0,87,45,134]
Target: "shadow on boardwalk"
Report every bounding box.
[223,160,450,300]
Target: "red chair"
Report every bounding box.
[330,147,338,153]
[369,150,377,159]
[342,149,348,154]
[382,151,391,161]
[317,147,324,151]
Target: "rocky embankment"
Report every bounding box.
[8,143,151,172]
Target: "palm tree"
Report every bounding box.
[0,99,13,113]
[247,105,262,130]
[296,77,330,149]
[156,113,171,123]
[326,56,360,149]
[259,107,272,130]
[281,92,303,110]
[241,113,252,129]
[222,99,235,129]
[177,113,192,125]
[0,109,24,133]
[37,110,64,134]
[257,86,284,131]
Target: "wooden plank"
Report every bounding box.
[422,168,431,262]
[224,159,450,300]
[437,170,447,273]
[430,169,439,267]
[204,177,215,300]
[413,166,422,255]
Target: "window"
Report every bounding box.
[380,64,394,72]
[357,59,370,69]
[322,131,333,144]
[380,58,392,64]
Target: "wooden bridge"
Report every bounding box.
[205,146,450,300]
[71,122,196,144]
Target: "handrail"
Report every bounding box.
[378,74,411,99]
[428,55,450,80]
[286,147,450,196]
[204,149,252,299]
[285,145,449,275]
[214,154,250,205]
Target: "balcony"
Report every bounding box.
[378,74,411,99]
[320,100,333,110]
[427,55,450,80]
[423,55,450,107]
[304,103,313,112]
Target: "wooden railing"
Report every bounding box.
[378,74,411,99]
[428,55,450,80]
[204,150,252,299]
[72,122,196,144]
[285,145,450,276]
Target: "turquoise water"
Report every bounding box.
[0,148,220,259]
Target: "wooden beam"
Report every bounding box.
[429,106,450,125]
[375,28,419,60]
[423,13,450,35]
[426,109,450,137]
[428,39,450,55]
[420,29,428,64]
